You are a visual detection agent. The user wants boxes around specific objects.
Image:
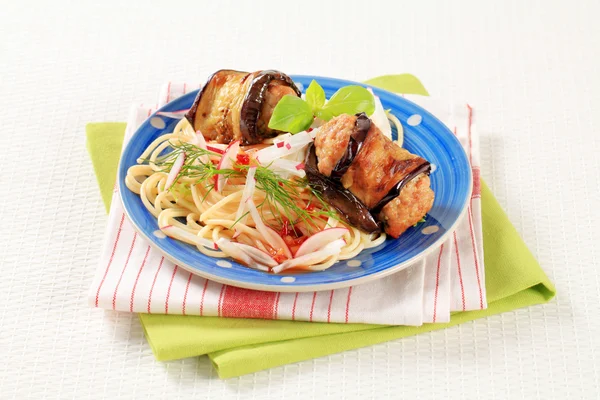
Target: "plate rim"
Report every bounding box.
[117,75,473,292]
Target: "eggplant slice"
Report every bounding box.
[305,144,381,234]
[312,113,434,238]
[185,69,301,145]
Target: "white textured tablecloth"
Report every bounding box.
[2,1,599,398]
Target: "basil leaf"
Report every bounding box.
[305,80,326,112]
[320,86,375,120]
[268,95,314,134]
[314,108,333,121]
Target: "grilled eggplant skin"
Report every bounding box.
[185,70,249,144]
[185,69,300,145]
[240,70,301,144]
[305,144,381,234]
[313,114,434,237]
[340,124,430,209]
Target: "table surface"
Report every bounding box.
[2,0,599,398]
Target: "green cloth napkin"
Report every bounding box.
[86,77,554,378]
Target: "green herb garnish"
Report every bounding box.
[316,85,375,120]
[266,95,313,134]
[155,141,337,232]
[305,79,326,112]
[268,80,375,134]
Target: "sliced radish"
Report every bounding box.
[233,166,256,230]
[246,198,292,259]
[215,141,240,192]
[216,238,270,271]
[367,88,392,139]
[231,242,278,267]
[262,132,291,145]
[161,225,214,249]
[255,131,313,164]
[272,239,345,273]
[156,109,190,119]
[264,225,293,259]
[164,152,186,190]
[192,131,209,164]
[206,144,226,154]
[269,159,306,178]
[294,227,349,258]
[247,262,270,272]
[287,131,314,147]
[217,237,252,264]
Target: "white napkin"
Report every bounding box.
[88,82,486,325]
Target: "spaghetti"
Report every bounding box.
[126,118,386,273]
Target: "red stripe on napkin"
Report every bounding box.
[273,292,281,319]
[130,245,151,312]
[217,285,226,317]
[468,209,484,309]
[345,287,353,323]
[112,232,138,310]
[453,232,466,311]
[309,292,318,322]
[433,244,444,322]
[147,256,165,313]
[466,105,483,308]
[164,265,178,314]
[472,168,481,198]
[220,287,278,319]
[199,279,209,316]
[291,293,299,320]
[327,290,335,323]
[182,272,193,315]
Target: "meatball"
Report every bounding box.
[312,113,435,238]
[314,114,356,176]
[379,174,435,237]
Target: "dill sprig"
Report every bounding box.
[146,141,338,232]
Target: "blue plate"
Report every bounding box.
[118,75,472,292]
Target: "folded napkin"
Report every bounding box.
[87,76,555,378]
[88,83,486,326]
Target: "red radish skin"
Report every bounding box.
[206,145,225,154]
[265,226,293,259]
[272,239,345,273]
[233,166,257,237]
[246,199,293,259]
[231,242,278,267]
[164,152,186,190]
[216,238,270,271]
[294,227,349,258]
[215,141,240,192]
[194,131,209,164]
[254,131,313,164]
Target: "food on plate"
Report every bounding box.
[185,70,301,145]
[126,71,433,273]
[312,113,434,238]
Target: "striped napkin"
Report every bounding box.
[88,82,486,325]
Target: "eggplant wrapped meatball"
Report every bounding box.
[185,70,301,145]
[312,113,434,238]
